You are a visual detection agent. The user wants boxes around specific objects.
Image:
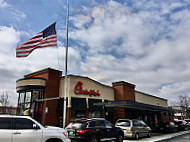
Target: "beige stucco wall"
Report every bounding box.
[135,91,168,107]
[59,75,114,107]
[16,78,46,88]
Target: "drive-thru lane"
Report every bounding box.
[123,130,190,142]
[158,133,190,142]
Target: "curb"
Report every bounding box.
[154,130,190,142]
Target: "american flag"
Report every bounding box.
[16,22,57,58]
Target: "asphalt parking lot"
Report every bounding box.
[123,130,190,142]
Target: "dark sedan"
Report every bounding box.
[66,118,124,142]
[155,122,178,133]
[174,120,190,131]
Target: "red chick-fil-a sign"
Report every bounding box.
[74,81,100,97]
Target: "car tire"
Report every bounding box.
[147,131,151,138]
[90,135,99,142]
[46,138,62,142]
[116,134,123,142]
[135,133,139,140]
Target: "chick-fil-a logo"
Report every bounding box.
[74,81,100,97]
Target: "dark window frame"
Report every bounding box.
[12,118,36,130]
[0,117,12,129]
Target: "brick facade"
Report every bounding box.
[112,81,136,122]
[112,81,136,101]
[25,68,62,126]
[113,108,125,122]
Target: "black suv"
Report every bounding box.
[66,118,124,142]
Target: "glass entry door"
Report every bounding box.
[17,90,44,123]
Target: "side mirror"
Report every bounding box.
[33,124,40,130]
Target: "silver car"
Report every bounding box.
[115,119,151,140]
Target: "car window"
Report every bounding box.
[140,121,147,126]
[14,118,35,129]
[170,122,175,126]
[71,123,83,129]
[116,120,130,127]
[185,120,190,123]
[0,118,11,129]
[66,122,73,129]
[132,120,141,126]
[93,120,105,127]
[105,120,113,128]
[89,121,95,127]
[88,120,106,128]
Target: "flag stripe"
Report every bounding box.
[17,35,56,49]
[18,32,43,46]
[16,23,57,58]
[18,38,43,47]
[38,43,57,48]
[16,41,57,53]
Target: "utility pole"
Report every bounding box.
[63,0,69,128]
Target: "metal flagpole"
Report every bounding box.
[63,0,69,128]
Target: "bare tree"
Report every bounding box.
[178,95,190,119]
[179,95,190,108]
[0,91,10,107]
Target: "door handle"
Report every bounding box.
[13,132,21,135]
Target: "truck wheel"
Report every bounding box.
[46,138,62,142]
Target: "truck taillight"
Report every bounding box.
[76,130,88,134]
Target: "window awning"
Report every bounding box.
[104,100,114,112]
[88,99,102,111]
[72,98,87,110]
[94,100,178,113]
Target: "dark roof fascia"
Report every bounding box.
[94,100,175,112]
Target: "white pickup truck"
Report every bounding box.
[0,115,71,142]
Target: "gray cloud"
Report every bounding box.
[0,0,8,8]
[0,0,190,106]
[70,0,190,105]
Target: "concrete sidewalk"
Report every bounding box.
[123,130,190,142]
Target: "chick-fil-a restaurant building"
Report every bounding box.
[16,68,175,128]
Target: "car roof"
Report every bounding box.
[117,119,130,121]
[117,119,142,121]
[88,118,105,120]
[0,114,31,119]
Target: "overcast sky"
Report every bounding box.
[0,0,190,106]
